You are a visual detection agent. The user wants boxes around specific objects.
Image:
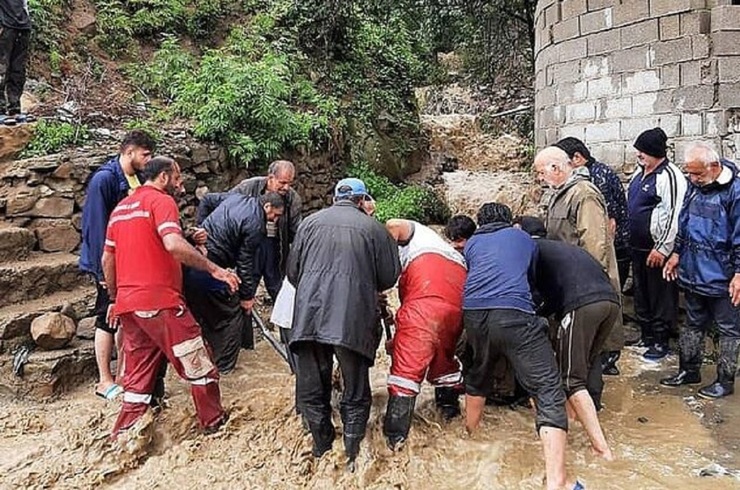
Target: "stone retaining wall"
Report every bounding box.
[0,131,342,254]
[534,0,740,172]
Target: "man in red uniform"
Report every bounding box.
[383,219,467,449]
[102,156,239,437]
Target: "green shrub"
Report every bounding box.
[21,120,90,158]
[347,162,450,224]
[28,0,70,53]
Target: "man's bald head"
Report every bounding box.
[533,146,573,189]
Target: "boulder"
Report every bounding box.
[76,317,96,340]
[30,312,77,350]
[29,219,80,252]
[0,125,35,163]
[23,197,74,218]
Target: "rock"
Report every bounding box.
[52,162,74,179]
[29,219,80,252]
[191,146,211,165]
[22,197,74,218]
[59,302,78,321]
[0,226,36,262]
[0,125,35,163]
[6,188,39,215]
[173,154,194,170]
[195,186,209,200]
[30,313,76,350]
[76,317,96,340]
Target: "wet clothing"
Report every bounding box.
[463,223,536,313]
[287,201,400,361]
[463,223,567,432]
[546,168,623,351]
[464,309,567,432]
[555,302,620,397]
[112,307,224,435]
[105,186,224,436]
[294,342,372,457]
[675,163,740,297]
[388,222,467,396]
[587,159,630,253]
[105,186,183,314]
[627,159,687,256]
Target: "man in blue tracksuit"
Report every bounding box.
[79,131,155,399]
[661,143,740,399]
[462,202,574,490]
[627,127,687,361]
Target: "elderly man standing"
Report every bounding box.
[287,178,400,467]
[534,146,623,379]
[661,144,740,399]
[627,128,687,361]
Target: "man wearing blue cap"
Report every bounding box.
[287,177,401,468]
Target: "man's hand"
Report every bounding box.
[608,218,617,240]
[729,274,740,306]
[106,303,120,331]
[646,249,666,268]
[192,228,208,246]
[211,267,240,293]
[663,254,680,282]
[240,299,254,312]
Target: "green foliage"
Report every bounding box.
[28,0,70,52]
[348,162,450,224]
[123,119,164,143]
[21,120,90,158]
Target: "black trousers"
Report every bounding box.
[616,246,632,292]
[681,291,740,372]
[184,284,252,374]
[632,249,678,344]
[464,309,567,432]
[0,26,30,114]
[294,342,373,441]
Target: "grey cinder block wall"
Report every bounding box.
[534,0,740,173]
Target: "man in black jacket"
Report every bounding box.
[287,178,400,467]
[184,192,285,373]
[0,0,31,123]
[518,216,619,462]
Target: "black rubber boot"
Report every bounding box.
[343,431,363,471]
[698,338,739,400]
[308,418,336,458]
[434,386,461,420]
[383,395,416,450]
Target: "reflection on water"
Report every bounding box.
[1,341,738,489]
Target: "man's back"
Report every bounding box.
[287,202,400,360]
[202,194,262,267]
[463,223,536,313]
[105,186,183,314]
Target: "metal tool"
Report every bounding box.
[251,309,289,362]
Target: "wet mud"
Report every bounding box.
[1,338,739,489]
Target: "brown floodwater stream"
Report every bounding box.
[1,336,739,489]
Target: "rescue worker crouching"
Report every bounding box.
[383,219,467,450]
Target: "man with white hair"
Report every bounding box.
[661,143,740,399]
[534,147,623,380]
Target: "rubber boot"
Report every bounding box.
[308,418,336,458]
[383,395,416,450]
[434,386,461,420]
[661,328,703,387]
[698,338,739,399]
[343,430,364,471]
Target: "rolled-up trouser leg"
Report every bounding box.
[335,346,372,460]
[112,313,167,436]
[680,292,711,373]
[500,314,567,432]
[294,342,335,456]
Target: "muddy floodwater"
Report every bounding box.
[1,337,739,490]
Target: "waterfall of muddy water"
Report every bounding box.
[1,327,740,489]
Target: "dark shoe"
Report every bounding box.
[309,420,336,458]
[697,380,734,399]
[344,433,363,463]
[383,395,416,449]
[643,343,669,362]
[434,386,461,420]
[601,351,621,376]
[660,370,701,387]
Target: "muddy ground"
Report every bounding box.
[1,331,739,489]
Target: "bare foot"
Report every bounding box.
[590,445,615,461]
